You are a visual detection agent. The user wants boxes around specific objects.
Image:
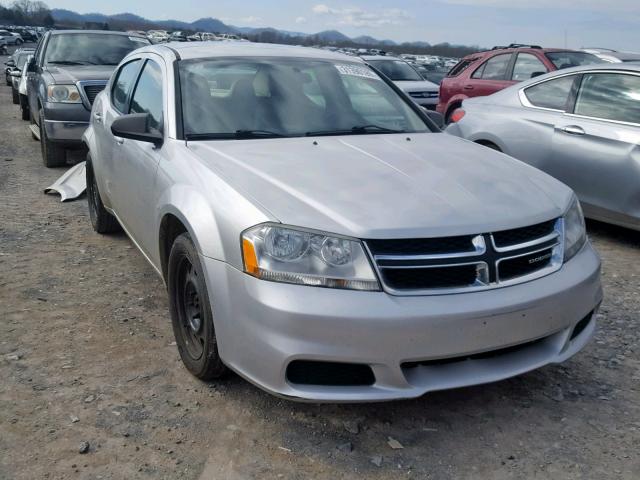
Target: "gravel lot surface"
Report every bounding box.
[0,47,639,480]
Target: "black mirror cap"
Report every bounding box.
[423,108,445,129]
[111,113,164,148]
[26,58,36,72]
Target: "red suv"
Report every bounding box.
[437,44,603,122]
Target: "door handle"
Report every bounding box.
[93,112,102,123]
[115,137,124,145]
[463,85,474,90]
[560,125,585,136]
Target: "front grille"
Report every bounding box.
[367,235,475,256]
[83,84,106,105]
[409,91,439,99]
[402,335,548,370]
[493,220,556,248]
[384,264,480,290]
[366,218,562,294]
[498,247,554,280]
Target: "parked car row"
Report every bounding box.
[8,36,637,403]
[445,63,640,231]
[136,29,244,44]
[437,44,605,122]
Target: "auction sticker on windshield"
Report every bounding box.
[335,64,380,80]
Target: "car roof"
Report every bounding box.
[155,41,365,62]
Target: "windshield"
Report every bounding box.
[367,59,423,81]
[545,52,604,70]
[179,58,430,139]
[44,34,150,66]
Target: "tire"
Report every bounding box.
[29,108,39,140]
[11,86,19,104]
[20,95,29,121]
[39,108,67,167]
[5,74,10,87]
[445,104,462,125]
[86,157,121,234]
[168,233,227,381]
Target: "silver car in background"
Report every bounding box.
[447,64,640,231]
[83,42,601,402]
[362,55,441,110]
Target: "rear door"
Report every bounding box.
[465,53,514,97]
[510,53,549,82]
[551,71,640,224]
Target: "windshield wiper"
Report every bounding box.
[47,60,91,66]
[185,130,287,141]
[305,125,405,137]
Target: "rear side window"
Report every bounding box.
[472,54,511,80]
[111,59,141,113]
[574,73,640,124]
[130,60,163,130]
[523,75,575,110]
[511,53,548,81]
[545,52,603,70]
[447,58,475,77]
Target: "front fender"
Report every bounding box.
[156,185,226,263]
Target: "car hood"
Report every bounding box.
[395,80,440,92]
[46,64,116,84]
[188,133,573,239]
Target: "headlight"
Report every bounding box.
[47,84,81,103]
[563,196,586,262]
[241,224,380,291]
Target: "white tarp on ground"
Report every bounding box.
[44,161,86,202]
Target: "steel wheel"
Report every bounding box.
[175,256,206,361]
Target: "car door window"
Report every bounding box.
[523,75,575,110]
[511,53,547,81]
[130,60,163,130]
[111,59,141,113]
[574,73,640,125]
[472,54,511,80]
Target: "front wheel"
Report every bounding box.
[168,233,227,381]
[86,156,121,234]
[20,95,29,121]
[11,87,19,104]
[39,109,66,167]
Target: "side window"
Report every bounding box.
[111,59,141,113]
[574,73,640,124]
[511,53,548,81]
[447,59,474,77]
[472,54,511,80]
[523,75,575,110]
[130,60,163,130]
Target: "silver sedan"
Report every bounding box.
[83,42,601,402]
[446,63,640,231]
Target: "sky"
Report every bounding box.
[43,0,640,50]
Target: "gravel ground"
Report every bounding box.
[0,49,639,480]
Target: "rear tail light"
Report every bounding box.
[450,108,466,123]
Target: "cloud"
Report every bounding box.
[295,16,308,24]
[239,16,263,24]
[439,0,640,11]
[311,4,410,28]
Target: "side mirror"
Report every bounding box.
[5,59,15,67]
[423,108,445,129]
[111,113,163,147]
[10,70,21,78]
[27,57,36,73]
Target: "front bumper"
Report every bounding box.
[43,102,90,143]
[202,242,602,402]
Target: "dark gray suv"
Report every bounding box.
[26,30,150,167]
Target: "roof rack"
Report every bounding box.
[490,43,542,51]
